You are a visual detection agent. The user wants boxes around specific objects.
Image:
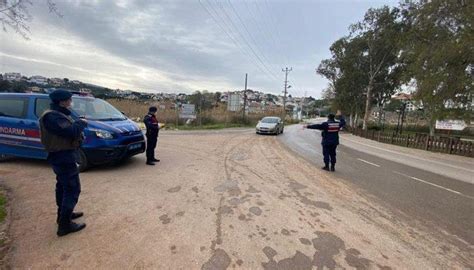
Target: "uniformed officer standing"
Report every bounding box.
[39,89,88,236]
[144,106,160,165]
[304,113,346,171]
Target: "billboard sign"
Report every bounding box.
[227,94,241,112]
[179,104,196,119]
[435,120,466,130]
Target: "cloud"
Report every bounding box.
[0,0,398,97]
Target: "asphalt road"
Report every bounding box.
[278,123,474,250]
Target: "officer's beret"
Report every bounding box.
[49,89,72,103]
[149,106,157,112]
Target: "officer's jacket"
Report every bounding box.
[39,104,87,164]
[144,113,159,137]
[307,118,346,145]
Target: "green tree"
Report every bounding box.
[384,99,403,112]
[187,91,214,111]
[0,79,12,92]
[350,6,404,130]
[400,0,473,135]
[317,36,368,127]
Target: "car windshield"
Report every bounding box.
[71,97,126,121]
[261,118,279,123]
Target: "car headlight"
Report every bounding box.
[90,128,114,139]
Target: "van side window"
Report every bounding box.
[0,98,28,118]
[35,98,51,118]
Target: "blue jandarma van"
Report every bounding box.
[0,92,145,171]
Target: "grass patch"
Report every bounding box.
[0,193,6,223]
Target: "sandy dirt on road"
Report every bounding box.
[0,129,472,269]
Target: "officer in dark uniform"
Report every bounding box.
[39,89,88,236]
[304,113,346,171]
[144,106,160,165]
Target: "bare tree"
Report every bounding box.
[0,0,61,39]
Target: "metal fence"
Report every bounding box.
[349,128,474,157]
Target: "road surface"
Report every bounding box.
[279,123,474,252]
[0,128,472,269]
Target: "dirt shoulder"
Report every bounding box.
[0,130,471,269]
[0,184,11,269]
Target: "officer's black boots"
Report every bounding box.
[56,211,84,224]
[322,166,330,171]
[72,212,84,219]
[331,164,335,172]
[57,221,86,237]
[146,161,155,165]
[152,158,160,162]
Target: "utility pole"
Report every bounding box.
[282,67,292,120]
[242,73,248,122]
[303,90,307,119]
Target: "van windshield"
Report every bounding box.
[72,97,126,121]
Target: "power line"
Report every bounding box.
[241,0,277,66]
[223,0,279,80]
[198,0,277,83]
[211,0,278,82]
[253,0,286,67]
[263,0,290,66]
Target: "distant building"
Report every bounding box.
[27,86,42,93]
[4,72,22,81]
[29,75,48,85]
[125,94,138,100]
[79,88,92,94]
[71,80,82,84]
[248,101,263,113]
[391,93,421,112]
[49,78,63,86]
[176,93,187,101]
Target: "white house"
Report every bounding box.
[4,72,22,81]
[49,78,63,86]
[29,75,48,85]
[27,86,42,93]
[391,93,422,112]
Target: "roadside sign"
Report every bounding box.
[227,94,241,112]
[179,104,196,119]
[435,120,466,130]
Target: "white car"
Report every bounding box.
[256,117,284,135]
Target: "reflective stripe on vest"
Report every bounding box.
[327,122,340,133]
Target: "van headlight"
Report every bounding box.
[90,128,114,139]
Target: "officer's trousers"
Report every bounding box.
[322,144,337,166]
[146,135,157,161]
[52,163,81,224]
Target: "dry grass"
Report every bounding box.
[107,99,288,127]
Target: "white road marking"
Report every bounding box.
[357,158,381,167]
[342,136,474,174]
[392,171,474,200]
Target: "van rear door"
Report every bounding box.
[0,95,45,159]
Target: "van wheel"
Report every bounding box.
[0,154,10,161]
[78,149,89,172]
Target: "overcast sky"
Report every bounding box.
[0,0,397,98]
